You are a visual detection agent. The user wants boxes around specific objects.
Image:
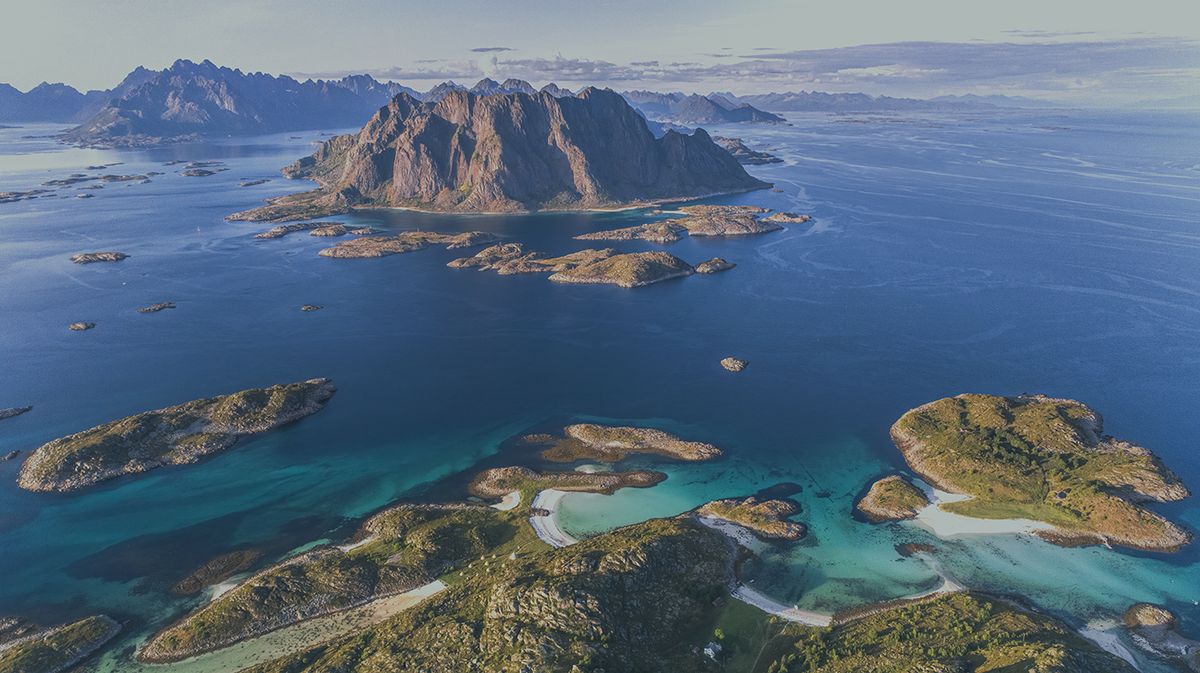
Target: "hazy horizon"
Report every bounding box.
[3,0,1199,105]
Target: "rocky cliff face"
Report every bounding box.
[64,60,413,145]
[237,87,769,216]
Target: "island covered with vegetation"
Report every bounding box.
[889,393,1191,551]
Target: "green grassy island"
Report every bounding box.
[17,379,336,493]
[890,393,1191,551]
[0,615,121,673]
[856,475,929,523]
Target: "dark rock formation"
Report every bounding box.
[0,406,32,421]
[714,136,783,164]
[231,88,769,218]
[137,302,175,313]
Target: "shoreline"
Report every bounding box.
[490,490,521,511]
[129,580,446,673]
[910,478,1053,538]
[529,489,580,548]
[1077,619,1143,670]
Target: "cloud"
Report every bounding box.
[302,37,1200,103]
[471,46,515,53]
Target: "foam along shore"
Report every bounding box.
[128,581,447,673]
[490,490,521,511]
[910,478,1054,538]
[529,489,580,548]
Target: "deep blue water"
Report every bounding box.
[1,109,1198,669]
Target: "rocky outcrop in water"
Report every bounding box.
[697,258,736,274]
[720,356,748,372]
[230,88,768,219]
[0,406,32,422]
[17,379,336,492]
[714,136,783,164]
[548,251,694,288]
[1124,603,1200,671]
[70,252,127,264]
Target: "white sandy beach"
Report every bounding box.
[1078,619,1143,669]
[910,479,1053,538]
[530,489,580,548]
[490,490,521,511]
[732,583,833,626]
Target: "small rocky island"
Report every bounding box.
[696,258,735,274]
[575,205,809,243]
[0,615,121,673]
[68,322,95,331]
[697,496,806,540]
[228,87,767,220]
[70,251,127,264]
[856,474,929,522]
[1123,603,1200,670]
[720,356,748,372]
[889,393,1191,551]
[713,136,784,164]
[17,379,336,492]
[137,301,175,313]
[547,251,694,288]
[531,423,723,463]
[0,406,32,421]
[317,231,498,258]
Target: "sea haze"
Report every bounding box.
[0,108,1198,671]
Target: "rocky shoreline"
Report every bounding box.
[533,423,723,463]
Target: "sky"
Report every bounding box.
[2,0,1199,103]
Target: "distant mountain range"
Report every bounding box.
[622,91,786,125]
[231,87,767,216]
[0,58,1084,146]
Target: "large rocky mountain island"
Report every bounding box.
[232,87,770,217]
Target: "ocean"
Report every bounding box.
[1,108,1197,671]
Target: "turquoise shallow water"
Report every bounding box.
[1,109,1198,670]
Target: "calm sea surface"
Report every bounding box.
[1,109,1197,670]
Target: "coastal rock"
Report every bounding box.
[890,393,1192,552]
[673,205,782,237]
[1123,603,1200,671]
[697,496,806,540]
[856,475,929,522]
[0,189,53,203]
[70,251,127,264]
[446,243,528,271]
[300,304,322,312]
[1,450,19,462]
[68,322,95,331]
[17,378,336,492]
[0,406,32,421]
[713,136,783,164]
[239,179,270,187]
[137,301,175,313]
[535,423,723,463]
[720,356,748,372]
[761,211,812,224]
[548,251,693,288]
[229,88,768,220]
[468,466,666,499]
[0,615,121,673]
[181,168,216,177]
